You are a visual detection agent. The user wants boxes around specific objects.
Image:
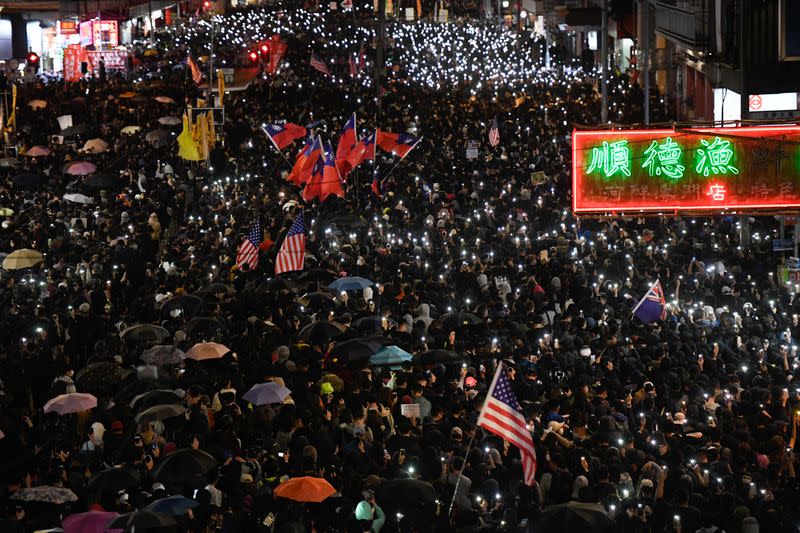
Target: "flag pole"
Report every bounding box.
[447,430,477,519]
[261,126,295,168]
[375,136,424,186]
[594,279,661,361]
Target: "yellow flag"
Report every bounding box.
[206,111,215,147]
[7,84,17,130]
[177,113,202,161]
[217,69,225,107]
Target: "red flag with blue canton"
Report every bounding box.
[320,143,345,201]
[632,279,667,323]
[335,114,358,177]
[477,363,537,485]
[236,220,263,271]
[288,136,322,185]
[376,131,422,159]
[301,155,324,202]
[262,123,307,151]
[346,130,376,171]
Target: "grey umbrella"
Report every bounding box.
[145,129,172,148]
[140,345,185,366]
[120,324,170,343]
[135,403,188,423]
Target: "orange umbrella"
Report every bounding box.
[274,477,336,503]
[185,342,229,361]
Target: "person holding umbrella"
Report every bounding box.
[354,489,386,532]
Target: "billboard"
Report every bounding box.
[572,126,800,214]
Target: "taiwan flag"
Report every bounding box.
[376,130,422,159]
[320,143,345,201]
[287,136,322,185]
[336,114,358,178]
[262,122,307,151]
[346,130,376,171]
[632,280,667,323]
[302,155,324,202]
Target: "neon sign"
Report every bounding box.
[572,126,800,214]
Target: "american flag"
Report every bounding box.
[349,54,357,77]
[488,118,500,147]
[236,221,263,271]
[310,53,331,76]
[477,363,536,485]
[275,212,306,275]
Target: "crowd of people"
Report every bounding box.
[0,4,782,533]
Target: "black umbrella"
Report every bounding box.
[197,283,236,297]
[259,277,296,292]
[88,467,140,494]
[106,510,176,532]
[328,214,368,228]
[298,320,346,344]
[12,173,47,188]
[83,173,120,189]
[130,389,185,410]
[135,403,188,423]
[121,323,170,343]
[158,294,203,317]
[296,291,335,307]
[413,349,463,365]
[328,336,388,364]
[375,478,438,526]
[75,362,123,396]
[352,315,383,333]
[533,502,617,533]
[184,316,223,336]
[296,268,338,283]
[438,312,484,329]
[152,449,217,483]
[61,124,88,137]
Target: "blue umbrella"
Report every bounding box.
[242,382,292,405]
[144,495,199,515]
[328,276,374,292]
[369,345,412,366]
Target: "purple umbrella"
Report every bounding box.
[43,392,97,415]
[64,161,97,176]
[63,511,119,533]
[242,382,292,405]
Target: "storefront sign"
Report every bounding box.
[572,126,800,214]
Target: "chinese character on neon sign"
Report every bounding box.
[587,140,631,178]
[706,183,726,201]
[696,137,739,177]
[642,137,685,179]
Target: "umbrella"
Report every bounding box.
[153,449,217,483]
[88,467,140,493]
[27,99,48,110]
[185,341,229,360]
[144,495,199,515]
[81,138,109,153]
[89,467,139,493]
[197,282,236,296]
[83,173,120,189]
[140,345,185,366]
[130,389,185,410]
[369,345,412,366]
[158,294,203,316]
[11,172,46,188]
[135,403,188,423]
[374,478,438,523]
[297,268,338,282]
[62,193,94,204]
[106,511,176,531]
[329,336,388,364]
[118,91,137,99]
[43,392,97,415]
[158,116,181,126]
[145,129,172,148]
[328,276,374,291]
[438,312,484,329]
[3,248,43,270]
[184,316,222,337]
[274,477,337,503]
[63,511,118,533]
[258,277,296,292]
[11,486,78,504]
[242,382,292,405]
[296,291,335,307]
[318,373,345,392]
[533,502,616,533]
[61,124,88,137]
[25,145,50,157]
[120,323,170,343]
[352,315,383,333]
[0,208,14,217]
[414,349,463,365]
[120,125,141,134]
[328,214,368,227]
[298,320,346,343]
[75,362,123,396]
[154,96,176,104]
[64,161,97,175]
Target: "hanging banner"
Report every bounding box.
[572,125,800,214]
[267,36,287,75]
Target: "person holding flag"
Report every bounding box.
[262,123,308,151]
[236,221,263,272]
[335,114,357,178]
[275,211,305,275]
[488,118,500,147]
[632,279,667,323]
[287,135,322,185]
[310,52,331,76]
[376,130,422,159]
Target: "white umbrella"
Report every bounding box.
[154,96,176,104]
[158,116,181,126]
[81,138,110,153]
[27,99,47,110]
[63,193,94,205]
[121,125,141,134]
[3,248,43,270]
